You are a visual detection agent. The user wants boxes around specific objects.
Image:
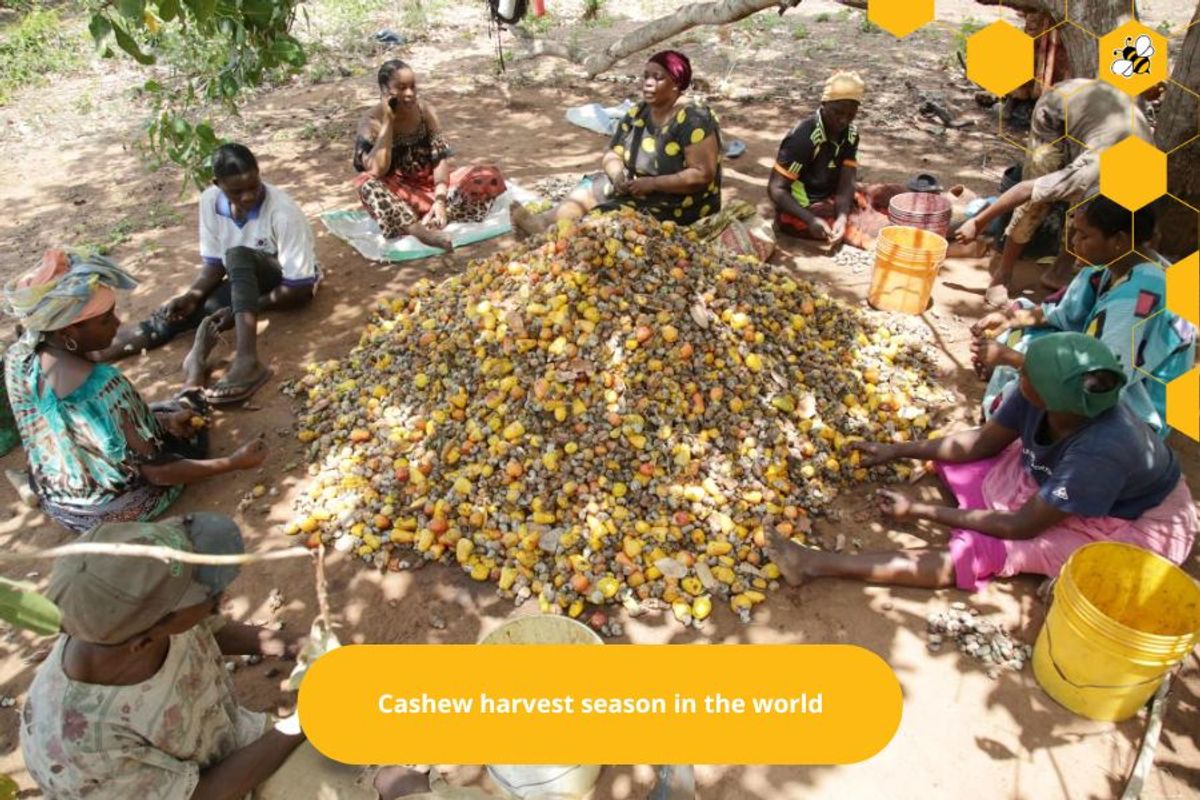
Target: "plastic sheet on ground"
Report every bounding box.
[319,183,539,263]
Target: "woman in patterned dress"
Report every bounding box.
[510,50,723,236]
[354,59,507,251]
[2,251,269,533]
[971,196,1195,438]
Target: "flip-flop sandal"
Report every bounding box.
[206,367,274,406]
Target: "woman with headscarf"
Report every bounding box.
[355,59,508,251]
[766,333,1196,592]
[3,250,270,533]
[510,50,723,235]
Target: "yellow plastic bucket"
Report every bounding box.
[1033,542,1200,721]
[868,225,948,315]
[480,616,602,800]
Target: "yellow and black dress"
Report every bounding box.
[591,101,723,225]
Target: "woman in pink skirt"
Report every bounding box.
[768,332,1197,591]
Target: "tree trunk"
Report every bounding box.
[1157,3,1200,259]
[512,0,785,76]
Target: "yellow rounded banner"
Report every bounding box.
[298,644,902,764]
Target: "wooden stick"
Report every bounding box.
[0,542,313,566]
[1120,673,1175,800]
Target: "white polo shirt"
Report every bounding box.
[198,182,319,287]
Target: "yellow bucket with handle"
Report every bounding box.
[1033,542,1200,721]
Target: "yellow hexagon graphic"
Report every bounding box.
[867,0,934,39]
[1099,21,1168,98]
[1166,251,1199,327]
[1166,368,1199,442]
[966,21,1035,98]
[1099,136,1167,211]
[1066,195,1133,267]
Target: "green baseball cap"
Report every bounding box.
[47,513,243,645]
[1024,332,1126,418]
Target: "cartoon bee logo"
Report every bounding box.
[1111,35,1155,78]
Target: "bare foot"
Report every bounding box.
[229,437,269,470]
[407,222,453,251]
[509,202,546,239]
[182,314,221,386]
[765,527,818,588]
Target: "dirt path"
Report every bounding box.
[1,2,1198,797]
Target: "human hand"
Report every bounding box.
[162,293,200,323]
[155,407,196,440]
[829,214,847,246]
[876,489,915,520]
[847,441,897,467]
[604,170,631,196]
[971,338,1017,379]
[970,310,1010,339]
[955,218,979,244]
[230,436,269,470]
[813,217,835,241]
[422,199,448,230]
[627,177,657,198]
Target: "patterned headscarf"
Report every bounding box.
[2,250,136,339]
[648,50,692,92]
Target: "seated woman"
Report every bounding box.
[767,333,1197,592]
[971,196,1195,437]
[2,251,269,533]
[355,59,507,251]
[767,70,900,250]
[510,50,722,235]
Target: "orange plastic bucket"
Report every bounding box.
[868,226,948,315]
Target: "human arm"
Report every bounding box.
[421,103,452,228]
[189,729,306,800]
[850,417,1020,466]
[829,164,857,245]
[139,437,268,486]
[971,304,1047,338]
[164,261,227,322]
[215,619,303,658]
[878,490,1069,540]
[601,149,632,194]
[358,108,394,179]
[955,179,1035,243]
[767,170,829,236]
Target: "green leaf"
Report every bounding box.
[116,0,146,21]
[88,13,113,45]
[112,22,157,65]
[156,0,181,22]
[242,0,277,30]
[267,35,305,67]
[0,577,61,636]
[0,773,18,800]
[184,0,218,25]
[143,79,163,92]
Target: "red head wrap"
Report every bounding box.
[647,50,692,92]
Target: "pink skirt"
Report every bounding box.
[935,442,1198,591]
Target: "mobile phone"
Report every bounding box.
[388,97,397,111]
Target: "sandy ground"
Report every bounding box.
[1,1,1199,798]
